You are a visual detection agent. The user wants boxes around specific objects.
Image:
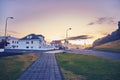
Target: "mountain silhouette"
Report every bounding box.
[93,21,120,47]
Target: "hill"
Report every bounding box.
[93,21,120,47]
[94,40,120,52]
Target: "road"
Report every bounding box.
[65,49,120,60]
[1,49,120,60]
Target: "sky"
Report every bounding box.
[0,0,120,45]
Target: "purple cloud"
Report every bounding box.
[67,35,93,40]
[88,17,116,25]
[88,22,95,25]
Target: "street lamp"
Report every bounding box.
[5,17,14,37]
[65,28,72,49]
[4,17,14,49]
[66,28,72,39]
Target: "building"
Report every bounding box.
[5,36,19,49]
[18,34,46,50]
[4,34,50,50]
[7,34,46,50]
[0,36,18,48]
[0,34,58,51]
[50,40,64,49]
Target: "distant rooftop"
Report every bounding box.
[0,36,19,40]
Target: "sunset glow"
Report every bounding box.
[69,39,94,45]
[0,0,120,45]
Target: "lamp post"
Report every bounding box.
[65,28,72,49]
[5,17,14,37]
[84,39,86,49]
[4,17,14,50]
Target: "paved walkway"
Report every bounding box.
[17,53,64,80]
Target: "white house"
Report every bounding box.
[0,36,18,47]
[0,34,57,51]
[18,34,46,50]
[0,36,18,52]
[6,34,50,50]
[5,36,19,49]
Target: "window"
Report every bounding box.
[26,41,29,44]
[12,41,14,43]
[26,46,29,48]
[29,36,32,39]
[39,46,41,48]
[27,36,32,39]
[31,46,33,48]
[17,41,19,44]
[12,45,15,48]
[31,41,33,44]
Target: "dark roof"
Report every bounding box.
[0,36,18,40]
[20,34,44,40]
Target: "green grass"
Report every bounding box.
[0,53,40,80]
[56,53,120,80]
[94,40,120,52]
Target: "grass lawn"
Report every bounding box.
[56,53,120,80]
[0,53,40,80]
[94,40,120,53]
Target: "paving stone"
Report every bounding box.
[17,53,64,80]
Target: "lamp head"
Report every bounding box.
[10,17,14,19]
[69,28,72,30]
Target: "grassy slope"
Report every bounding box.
[94,40,120,52]
[56,53,120,80]
[0,53,40,80]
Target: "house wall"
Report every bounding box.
[4,35,55,50]
[6,38,19,49]
[18,40,41,50]
[7,39,47,50]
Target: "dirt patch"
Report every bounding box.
[61,68,86,80]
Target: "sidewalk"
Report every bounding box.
[17,53,64,80]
